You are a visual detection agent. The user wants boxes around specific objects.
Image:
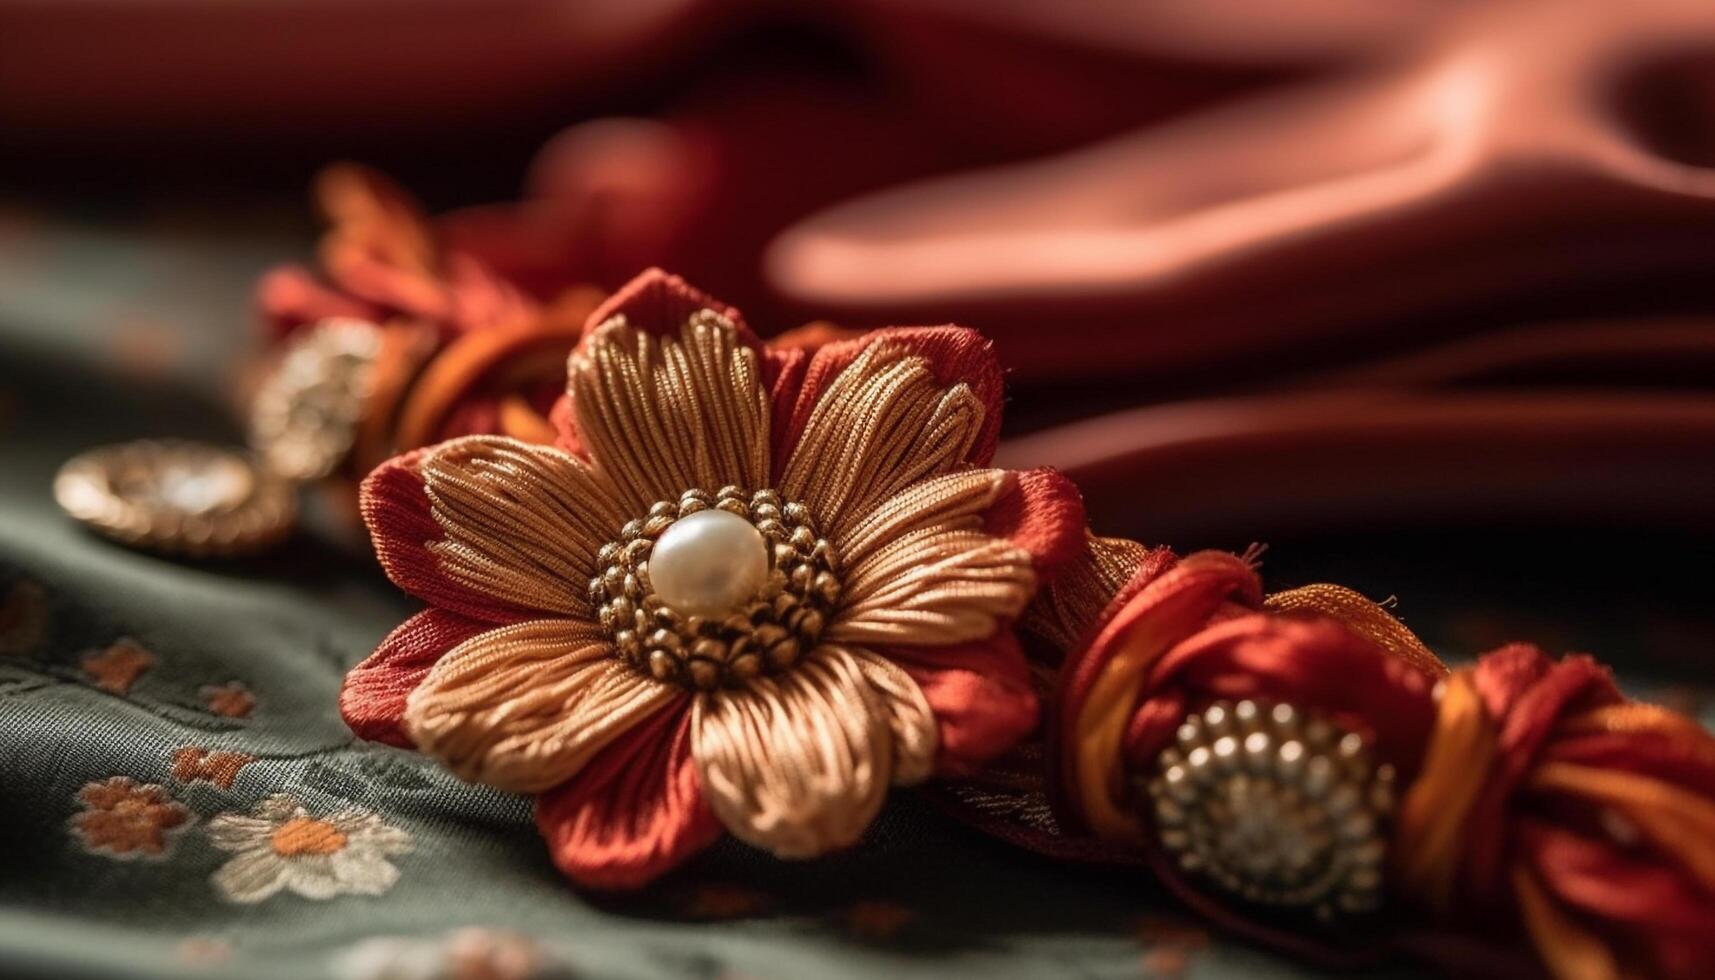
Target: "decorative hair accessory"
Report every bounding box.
[54,165,602,556]
[341,268,1085,887]
[255,165,606,501]
[944,535,1715,979]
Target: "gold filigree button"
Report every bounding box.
[1143,699,1395,922]
[54,440,296,557]
[248,317,384,482]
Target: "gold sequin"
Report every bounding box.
[249,317,384,482]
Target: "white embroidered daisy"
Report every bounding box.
[207,794,412,904]
[332,928,546,980]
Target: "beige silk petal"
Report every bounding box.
[778,341,986,543]
[569,311,770,512]
[828,497,1036,647]
[834,468,1013,569]
[404,619,678,794]
[848,649,938,786]
[421,436,629,617]
[691,645,893,857]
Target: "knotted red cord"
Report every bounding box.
[1034,538,1715,979]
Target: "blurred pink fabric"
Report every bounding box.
[10,0,1714,535]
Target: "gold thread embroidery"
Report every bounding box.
[404,619,676,794]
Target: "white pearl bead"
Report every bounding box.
[648,509,769,619]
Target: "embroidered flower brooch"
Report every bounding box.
[342,269,1084,887]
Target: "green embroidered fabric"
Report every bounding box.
[2,208,1711,980]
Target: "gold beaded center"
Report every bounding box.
[589,486,841,691]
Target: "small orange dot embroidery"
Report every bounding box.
[171,747,255,790]
[82,639,155,695]
[270,818,347,857]
[200,682,256,719]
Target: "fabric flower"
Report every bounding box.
[258,165,535,344]
[341,268,1084,887]
[254,164,605,487]
[69,777,193,859]
[207,794,412,904]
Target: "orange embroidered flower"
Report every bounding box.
[70,777,193,859]
[342,269,1085,888]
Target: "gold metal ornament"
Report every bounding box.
[248,317,384,482]
[1144,699,1395,922]
[590,486,842,691]
[54,440,296,557]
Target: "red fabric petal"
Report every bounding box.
[340,608,497,748]
[324,250,448,324]
[761,343,811,459]
[887,632,1039,778]
[534,700,720,890]
[547,392,588,457]
[771,325,1005,475]
[359,450,535,623]
[581,267,755,343]
[255,264,380,339]
[984,467,1086,578]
